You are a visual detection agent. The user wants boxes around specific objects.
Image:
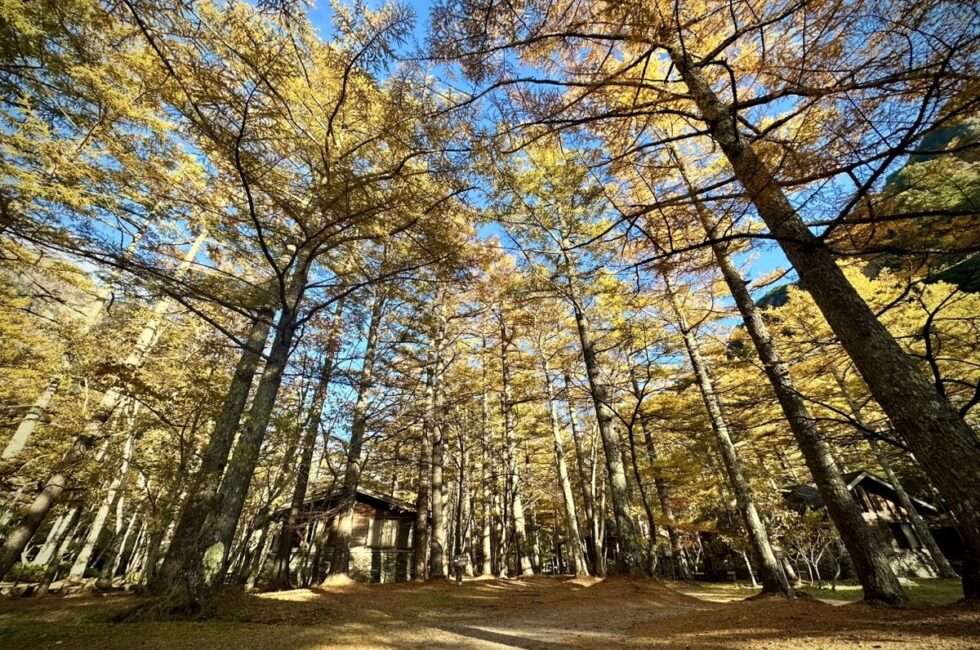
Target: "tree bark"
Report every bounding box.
[31,509,70,568]
[153,303,273,593]
[499,318,534,576]
[140,526,167,586]
[624,366,661,573]
[565,387,602,575]
[455,432,474,576]
[638,416,690,580]
[541,359,589,576]
[429,393,449,578]
[677,156,905,605]
[491,466,505,576]
[831,367,959,581]
[628,418,660,574]
[479,354,493,576]
[666,39,980,599]
[67,429,135,581]
[664,277,791,596]
[38,508,85,595]
[210,270,309,561]
[111,515,141,579]
[97,507,135,589]
[412,427,431,581]
[271,299,344,588]
[570,303,644,574]
[156,254,309,612]
[244,524,273,591]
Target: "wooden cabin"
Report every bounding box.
[784,470,962,578]
[272,486,416,584]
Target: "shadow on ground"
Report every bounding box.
[0,576,977,649]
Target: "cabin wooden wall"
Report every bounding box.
[316,501,415,583]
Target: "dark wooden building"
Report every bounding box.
[784,470,962,578]
[273,486,416,584]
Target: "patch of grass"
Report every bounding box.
[671,581,762,602]
[675,578,964,606]
[799,578,964,606]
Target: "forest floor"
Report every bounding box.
[0,576,977,649]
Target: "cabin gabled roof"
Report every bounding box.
[782,469,939,514]
[273,485,416,521]
[842,470,939,514]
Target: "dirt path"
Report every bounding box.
[0,577,977,649]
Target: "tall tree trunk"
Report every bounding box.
[208,269,309,567]
[429,398,449,578]
[565,388,601,575]
[37,509,86,596]
[664,277,791,596]
[153,303,274,594]
[0,232,206,581]
[36,507,79,597]
[479,356,493,576]
[157,254,310,612]
[628,418,660,574]
[499,318,533,576]
[271,300,344,588]
[491,465,505,576]
[31,508,71,567]
[230,510,264,582]
[97,507,135,589]
[496,420,511,578]
[555,219,641,573]
[742,550,759,588]
[140,526,167,586]
[832,367,959,581]
[541,360,589,576]
[666,40,980,599]
[480,463,493,576]
[624,366,660,572]
[149,306,273,593]
[418,297,446,580]
[412,428,431,581]
[642,426,690,580]
[112,515,141,578]
[529,507,542,573]
[591,424,607,575]
[677,157,905,605]
[456,427,474,576]
[244,524,273,591]
[3,378,60,461]
[596,473,608,576]
[68,430,135,581]
[330,288,385,577]
[570,303,643,574]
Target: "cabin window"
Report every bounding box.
[352,515,370,545]
[370,518,398,548]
